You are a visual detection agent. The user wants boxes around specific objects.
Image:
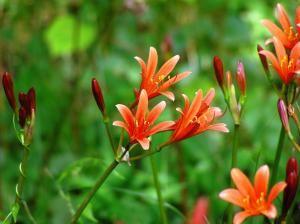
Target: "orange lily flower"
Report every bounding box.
[259,37,300,84]
[113,89,175,150]
[164,88,228,145]
[219,165,286,224]
[262,3,300,49]
[134,47,191,101]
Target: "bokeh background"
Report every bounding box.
[0,0,299,223]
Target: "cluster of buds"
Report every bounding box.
[213,56,246,125]
[92,47,228,160]
[281,157,298,219]
[258,3,300,102]
[2,72,36,146]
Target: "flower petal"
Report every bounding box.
[147,101,166,126]
[112,121,129,133]
[219,189,244,207]
[276,3,291,31]
[148,121,175,136]
[254,165,269,196]
[137,138,150,150]
[261,19,291,47]
[208,123,229,132]
[136,89,148,123]
[155,55,179,80]
[268,181,286,203]
[261,204,277,219]
[203,88,215,105]
[147,47,158,79]
[259,50,283,81]
[231,168,256,198]
[233,211,251,224]
[134,56,147,78]
[159,71,192,91]
[160,91,175,101]
[115,104,135,130]
[290,42,300,63]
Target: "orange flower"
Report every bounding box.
[164,88,228,145]
[259,37,300,84]
[262,3,300,49]
[113,89,175,150]
[219,165,286,224]
[134,47,191,101]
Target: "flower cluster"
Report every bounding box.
[2,72,36,146]
[93,47,228,153]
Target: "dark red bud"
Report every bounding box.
[18,106,27,128]
[236,61,246,96]
[27,87,36,114]
[161,35,172,54]
[213,56,224,88]
[278,99,290,133]
[257,45,269,74]
[2,72,16,111]
[92,78,105,114]
[19,92,30,114]
[286,157,298,177]
[282,171,298,217]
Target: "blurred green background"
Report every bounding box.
[0,0,299,223]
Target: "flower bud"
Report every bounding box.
[236,61,246,96]
[257,45,269,75]
[92,78,106,115]
[278,99,290,133]
[2,72,16,111]
[189,197,209,224]
[18,106,27,128]
[213,56,224,89]
[27,87,36,115]
[282,157,298,218]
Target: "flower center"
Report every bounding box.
[284,26,298,42]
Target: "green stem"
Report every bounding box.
[12,145,30,223]
[228,124,240,224]
[270,125,285,186]
[150,155,168,224]
[70,159,120,224]
[103,115,116,156]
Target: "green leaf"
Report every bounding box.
[11,203,20,223]
[45,14,96,57]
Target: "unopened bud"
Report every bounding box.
[92,78,105,115]
[278,99,290,133]
[257,45,269,75]
[236,61,246,96]
[282,157,298,218]
[189,197,209,224]
[226,71,232,90]
[19,106,27,128]
[27,87,36,115]
[213,56,224,89]
[2,72,16,111]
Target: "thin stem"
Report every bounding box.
[228,124,240,224]
[22,201,37,224]
[70,159,119,224]
[270,125,286,186]
[103,116,116,156]
[150,155,168,224]
[12,145,30,223]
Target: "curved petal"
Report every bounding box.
[219,189,245,207]
[208,123,229,133]
[233,211,251,224]
[203,88,215,105]
[296,7,300,34]
[290,42,300,63]
[134,56,147,77]
[155,55,179,80]
[261,204,277,219]
[159,71,192,91]
[112,121,129,133]
[254,165,269,196]
[261,19,291,47]
[276,3,291,30]
[147,101,166,126]
[137,138,150,150]
[148,121,176,136]
[147,47,158,79]
[181,93,190,115]
[273,37,287,63]
[136,89,148,123]
[184,90,203,128]
[231,168,256,199]
[115,104,135,130]
[268,181,286,203]
[160,91,175,101]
